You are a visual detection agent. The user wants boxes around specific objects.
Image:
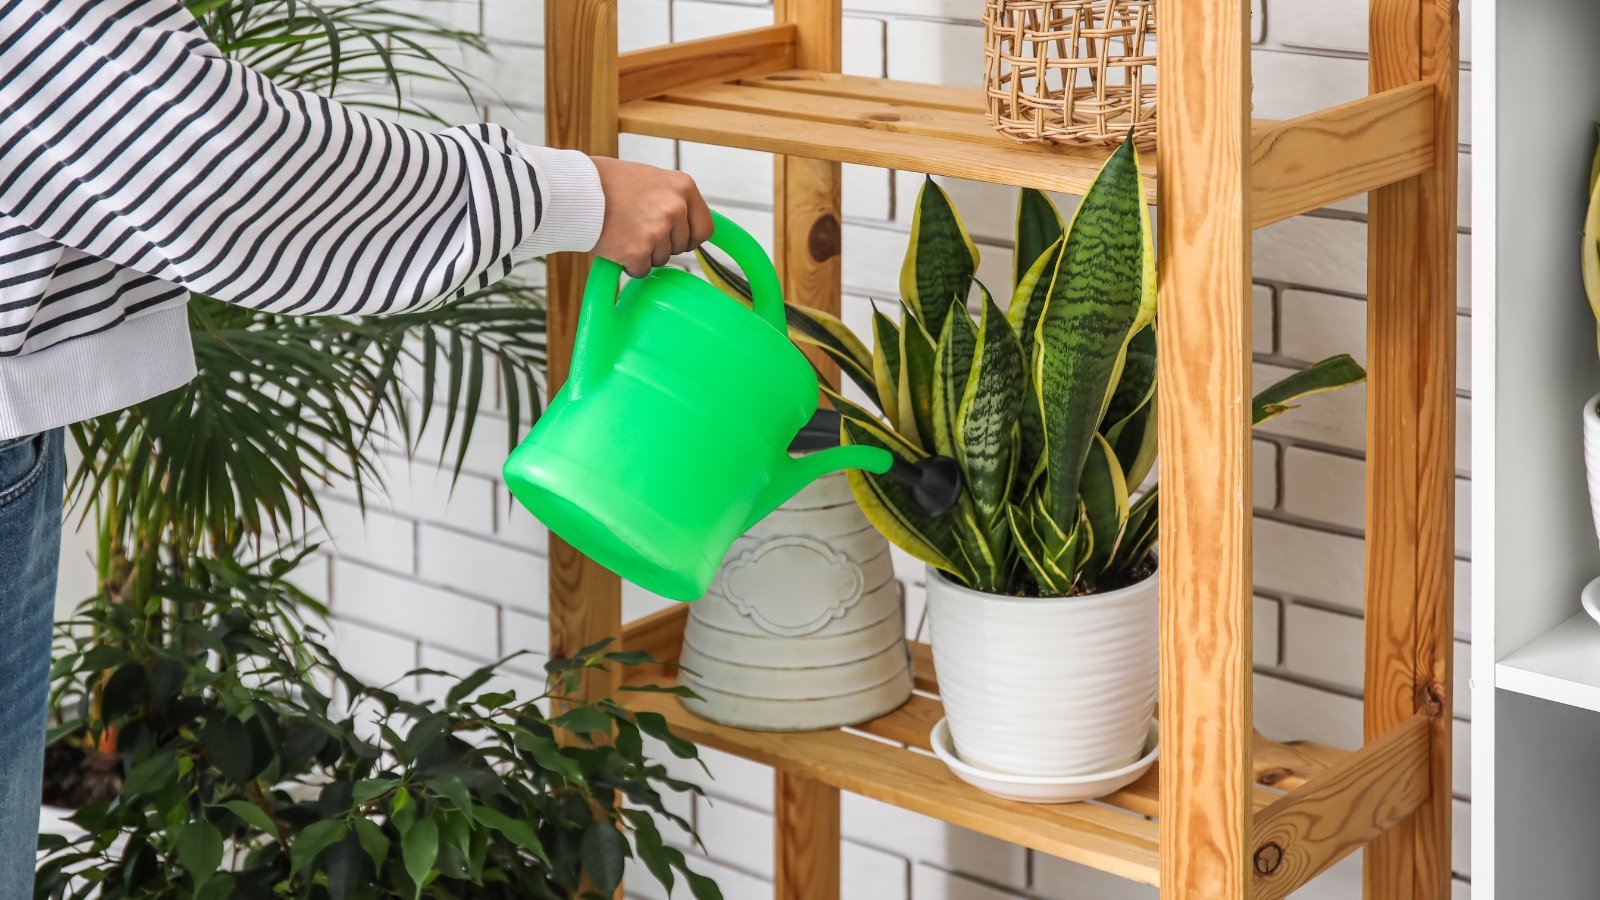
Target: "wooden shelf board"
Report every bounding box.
[619,69,1158,201]
[622,632,1350,888]
[1495,613,1600,712]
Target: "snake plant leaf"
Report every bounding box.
[932,299,978,460]
[1006,237,1062,368]
[872,310,902,425]
[1035,137,1153,530]
[1584,125,1600,354]
[696,247,881,405]
[1252,354,1367,424]
[1079,432,1131,583]
[901,176,979,340]
[1015,188,1065,291]
[957,291,1026,524]
[1102,325,1156,438]
[840,418,962,577]
[897,308,939,450]
[1112,487,1159,573]
[1111,397,1158,493]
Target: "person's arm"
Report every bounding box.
[0,0,708,317]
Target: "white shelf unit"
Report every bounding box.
[1473,0,1600,896]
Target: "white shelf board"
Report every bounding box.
[1496,613,1600,712]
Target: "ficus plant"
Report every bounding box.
[37,552,721,900]
[702,139,1365,597]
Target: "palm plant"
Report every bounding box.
[703,139,1366,597]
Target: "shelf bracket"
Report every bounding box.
[1249,714,1432,900]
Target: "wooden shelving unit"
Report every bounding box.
[544,2,1459,898]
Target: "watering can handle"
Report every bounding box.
[571,211,785,397]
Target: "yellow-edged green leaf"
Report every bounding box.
[1079,433,1131,582]
[1035,137,1153,531]
[1585,125,1600,354]
[1102,325,1155,436]
[1015,188,1065,291]
[956,291,1026,523]
[1252,354,1366,424]
[932,299,978,459]
[897,309,937,449]
[1006,238,1062,370]
[787,304,878,404]
[841,419,962,577]
[1111,397,1158,493]
[871,311,902,426]
[900,176,979,339]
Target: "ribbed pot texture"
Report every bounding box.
[1584,394,1600,548]
[926,566,1158,778]
[678,468,913,731]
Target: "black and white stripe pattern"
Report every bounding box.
[0,0,598,359]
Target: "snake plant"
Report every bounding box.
[702,139,1364,597]
[1583,124,1600,351]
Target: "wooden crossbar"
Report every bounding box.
[1250,82,1437,228]
[618,24,797,104]
[1249,714,1433,900]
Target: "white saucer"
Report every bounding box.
[929,718,1159,804]
[1582,577,1600,627]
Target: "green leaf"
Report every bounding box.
[203,716,254,782]
[956,292,1026,523]
[931,299,978,460]
[325,832,366,900]
[1035,137,1154,531]
[402,815,439,898]
[517,731,585,784]
[838,416,961,576]
[901,176,979,339]
[897,310,938,449]
[871,311,903,424]
[121,753,178,797]
[1252,354,1367,424]
[352,778,395,807]
[353,817,391,872]
[553,704,614,737]
[1014,188,1065,291]
[220,799,279,838]
[1079,433,1131,582]
[472,804,551,866]
[634,711,700,763]
[579,821,628,896]
[177,822,223,891]
[445,663,497,706]
[290,820,348,877]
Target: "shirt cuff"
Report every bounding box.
[511,144,606,259]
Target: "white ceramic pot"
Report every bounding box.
[678,466,913,731]
[1584,393,1600,550]
[925,566,1158,778]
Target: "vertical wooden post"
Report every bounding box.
[1365,0,1459,897]
[1156,0,1255,897]
[773,0,843,387]
[774,773,841,900]
[544,0,622,701]
[770,5,843,900]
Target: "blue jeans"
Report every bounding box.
[0,430,63,900]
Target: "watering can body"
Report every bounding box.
[503,212,890,602]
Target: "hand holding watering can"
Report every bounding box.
[502,212,961,602]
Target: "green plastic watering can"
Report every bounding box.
[502,212,960,602]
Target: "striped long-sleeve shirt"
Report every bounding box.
[0,0,604,439]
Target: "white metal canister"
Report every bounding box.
[678,415,913,731]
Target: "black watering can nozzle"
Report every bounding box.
[885,456,963,517]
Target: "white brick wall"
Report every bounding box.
[318,2,1474,896]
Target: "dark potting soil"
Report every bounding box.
[41,741,122,809]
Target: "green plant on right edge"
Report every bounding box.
[1582,124,1600,349]
[703,139,1366,597]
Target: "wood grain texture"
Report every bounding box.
[1252,715,1432,900]
[775,774,840,900]
[544,0,621,703]
[1154,0,1255,897]
[623,688,1162,884]
[618,25,796,104]
[1365,0,1459,897]
[773,0,843,389]
[1250,82,1436,227]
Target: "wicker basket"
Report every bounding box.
[983,0,1157,148]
